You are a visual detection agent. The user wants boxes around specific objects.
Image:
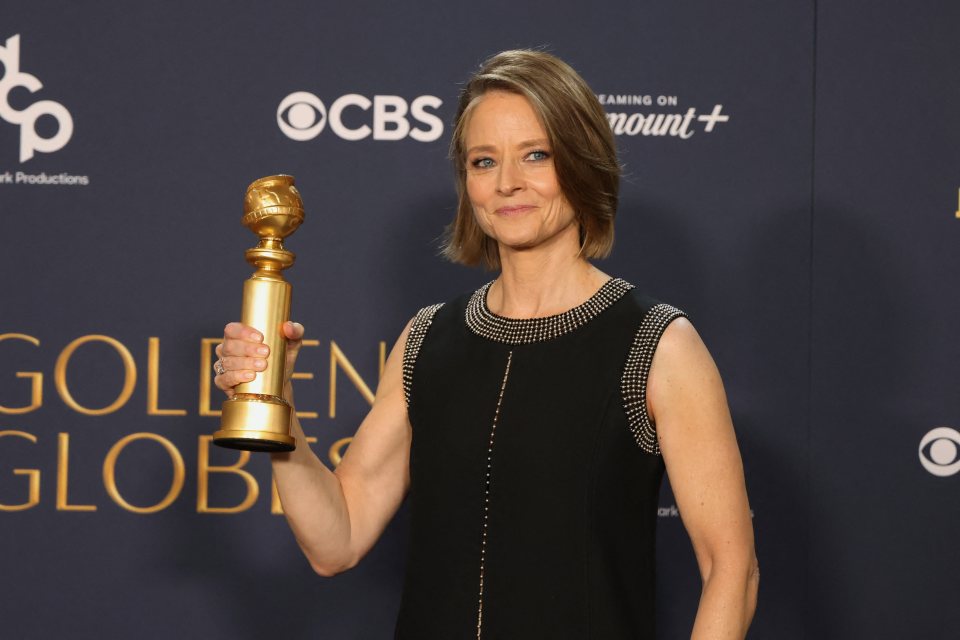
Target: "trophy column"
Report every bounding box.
[214,175,304,452]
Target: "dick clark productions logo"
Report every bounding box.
[0,34,73,162]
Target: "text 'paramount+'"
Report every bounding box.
[277,92,444,142]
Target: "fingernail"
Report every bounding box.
[243,372,255,380]
[254,359,266,369]
[251,332,263,342]
[256,346,269,355]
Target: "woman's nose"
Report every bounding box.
[496,161,523,195]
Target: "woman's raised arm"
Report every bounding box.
[215,319,414,576]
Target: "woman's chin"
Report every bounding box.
[494,229,579,256]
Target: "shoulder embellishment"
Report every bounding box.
[621,303,688,455]
[402,303,444,406]
[465,278,634,344]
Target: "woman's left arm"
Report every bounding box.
[648,318,760,639]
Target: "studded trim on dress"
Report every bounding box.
[476,350,513,639]
[465,278,634,345]
[621,303,688,455]
[402,303,444,406]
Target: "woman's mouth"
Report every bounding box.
[495,205,536,216]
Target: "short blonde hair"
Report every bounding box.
[444,50,620,269]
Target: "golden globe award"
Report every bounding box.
[214,175,304,452]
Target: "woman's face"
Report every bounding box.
[463,91,577,257]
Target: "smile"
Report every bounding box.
[495,205,537,216]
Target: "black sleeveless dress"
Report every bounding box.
[395,278,685,639]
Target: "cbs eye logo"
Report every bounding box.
[277,92,326,141]
[918,427,960,477]
[277,91,443,142]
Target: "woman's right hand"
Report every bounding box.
[213,321,305,397]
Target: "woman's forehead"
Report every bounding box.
[464,91,547,147]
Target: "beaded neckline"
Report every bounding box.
[465,277,634,344]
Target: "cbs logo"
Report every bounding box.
[918,427,960,477]
[277,91,443,142]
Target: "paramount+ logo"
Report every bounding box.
[277,91,443,143]
[0,34,73,162]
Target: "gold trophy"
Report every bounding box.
[214,175,304,452]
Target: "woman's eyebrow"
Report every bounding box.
[516,138,550,148]
[466,139,550,155]
[466,144,497,155]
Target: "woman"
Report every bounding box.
[215,50,758,639]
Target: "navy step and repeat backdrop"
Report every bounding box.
[1,1,957,638]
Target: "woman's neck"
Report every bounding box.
[488,243,610,319]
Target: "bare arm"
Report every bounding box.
[648,318,759,639]
[215,320,413,576]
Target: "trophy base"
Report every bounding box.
[215,394,296,452]
[212,431,296,452]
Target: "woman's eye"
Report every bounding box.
[471,157,495,169]
[527,150,551,161]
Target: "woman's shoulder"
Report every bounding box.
[403,287,478,355]
[607,280,688,326]
[409,284,484,318]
